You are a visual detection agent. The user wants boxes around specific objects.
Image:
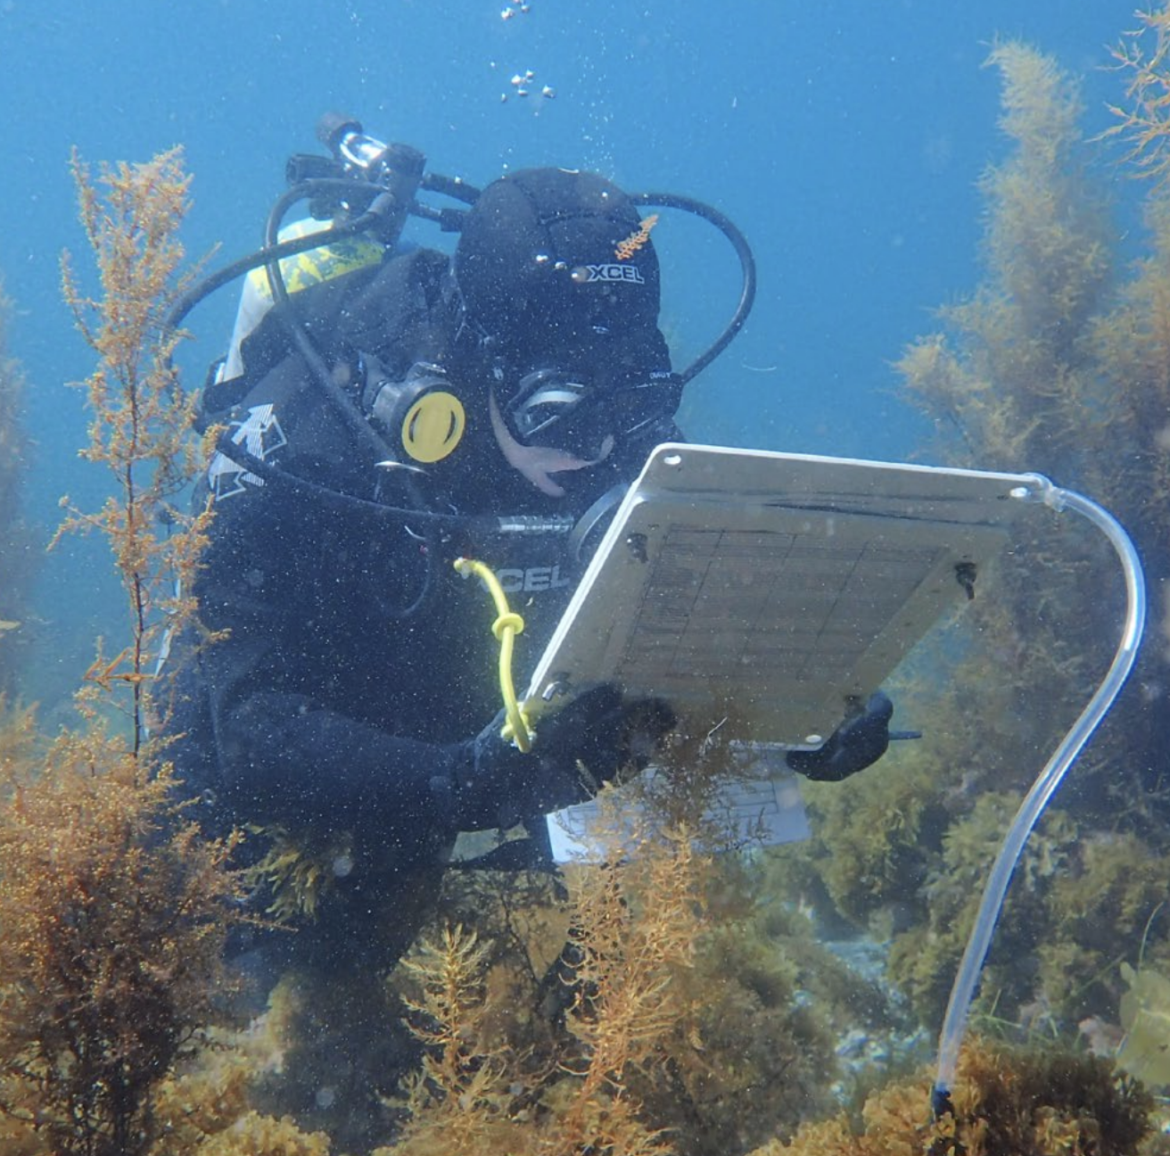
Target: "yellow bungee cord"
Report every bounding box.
[453,557,534,752]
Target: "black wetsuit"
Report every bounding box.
[166,246,674,962]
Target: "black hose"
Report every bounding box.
[420,170,481,205]
[213,432,468,526]
[631,191,756,385]
[261,185,399,465]
[165,179,394,335]
[213,432,575,538]
[259,182,439,616]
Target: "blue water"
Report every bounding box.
[0,0,1139,705]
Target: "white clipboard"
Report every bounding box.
[525,443,1039,746]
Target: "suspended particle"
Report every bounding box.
[541,85,555,99]
[501,7,514,17]
[511,73,524,86]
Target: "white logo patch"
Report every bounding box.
[208,404,288,501]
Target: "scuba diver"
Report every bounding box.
[163,115,896,1148]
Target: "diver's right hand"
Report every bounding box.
[445,684,675,830]
[786,690,894,782]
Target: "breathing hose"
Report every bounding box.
[931,474,1146,1118]
[631,191,756,385]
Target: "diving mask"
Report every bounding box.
[504,366,683,460]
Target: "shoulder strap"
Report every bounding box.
[339,247,452,376]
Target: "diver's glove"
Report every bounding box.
[447,684,676,830]
[785,691,894,783]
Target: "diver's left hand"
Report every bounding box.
[525,686,676,811]
[785,691,894,782]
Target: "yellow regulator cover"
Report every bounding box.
[401,391,466,463]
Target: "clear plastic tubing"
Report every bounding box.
[932,474,1147,1114]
